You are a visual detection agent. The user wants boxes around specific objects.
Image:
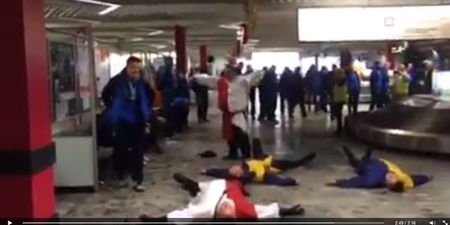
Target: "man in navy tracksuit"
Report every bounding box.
[102,56,150,192]
[157,57,176,138]
[345,67,361,114]
[328,147,431,192]
[259,66,279,124]
[369,61,382,111]
[172,73,190,133]
[279,67,292,116]
[245,65,257,120]
[379,66,390,108]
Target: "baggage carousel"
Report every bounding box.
[346,95,450,154]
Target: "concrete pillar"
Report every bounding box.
[199,44,208,73]
[0,0,56,218]
[175,25,187,75]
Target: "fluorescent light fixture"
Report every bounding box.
[219,23,241,30]
[74,0,121,16]
[131,37,144,42]
[248,39,259,43]
[151,44,166,49]
[147,30,164,36]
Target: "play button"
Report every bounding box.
[7,221,11,225]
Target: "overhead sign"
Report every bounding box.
[297,6,450,42]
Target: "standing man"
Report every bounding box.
[331,69,347,135]
[279,67,292,116]
[101,56,150,192]
[260,66,279,124]
[379,64,390,107]
[286,67,307,119]
[345,66,361,115]
[392,64,410,101]
[193,64,264,160]
[258,67,268,121]
[306,65,320,112]
[369,61,382,110]
[245,65,256,120]
[157,57,177,139]
[319,66,329,112]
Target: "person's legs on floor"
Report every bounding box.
[263,173,297,186]
[173,173,201,197]
[271,152,317,171]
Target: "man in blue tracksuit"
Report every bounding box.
[319,66,329,113]
[260,66,279,124]
[379,65,390,108]
[286,67,307,119]
[328,146,432,192]
[245,65,256,120]
[101,56,150,192]
[369,61,382,111]
[306,65,321,112]
[279,67,292,116]
[157,57,176,138]
[172,73,190,133]
[345,67,361,114]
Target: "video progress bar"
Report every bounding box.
[22,221,386,225]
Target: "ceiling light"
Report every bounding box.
[219,23,241,30]
[248,39,259,43]
[148,30,164,36]
[73,0,121,16]
[131,37,143,42]
[151,44,166,49]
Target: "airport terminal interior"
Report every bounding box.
[2,0,450,221]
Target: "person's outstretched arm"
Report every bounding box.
[192,74,219,89]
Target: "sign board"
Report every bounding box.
[297,6,450,42]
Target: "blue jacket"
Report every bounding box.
[370,68,382,94]
[157,65,176,92]
[346,72,361,93]
[261,71,278,97]
[279,70,292,95]
[174,76,190,105]
[102,70,151,127]
[307,69,322,94]
[380,68,390,94]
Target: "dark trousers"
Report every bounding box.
[114,122,145,184]
[249,87,256,119]
[196,88,209,121]
[319,92,329,112]
[347,91,360,114]
[369,91,379,111]
[144,114,161,150]
[343,147,372,175]
[173,102,189,133]
[288,94,307,118]
[227,125,251,159]
[307,92,320,112]
[332,102,345,134]
[267,94,278,121]
[162,90,175,138]
[280,92,287,114]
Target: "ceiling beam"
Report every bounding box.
[105,0,242,5]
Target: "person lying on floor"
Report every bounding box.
[327,146,432,192]
[140,173,304,222]
[200,138,317,186]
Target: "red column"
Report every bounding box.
[175,25,187,75]
[199,45,208,73]
[386,42,396,70]
[0,0,55,219]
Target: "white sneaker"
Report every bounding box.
[133,183,146,192]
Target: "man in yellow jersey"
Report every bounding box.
[201,138,316,186]
[328,146,432,192]
[392,64,410,101]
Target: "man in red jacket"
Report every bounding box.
[141,173,304,221]
[193,64,264,160]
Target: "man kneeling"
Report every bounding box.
[201,138,316,186]
[141,173,304,221]
[328,146,432,192]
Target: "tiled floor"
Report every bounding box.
[57,100,450,218]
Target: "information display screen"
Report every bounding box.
[297,5,450,42]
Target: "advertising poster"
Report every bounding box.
[75,34,91,111]
[95,48,110,97]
